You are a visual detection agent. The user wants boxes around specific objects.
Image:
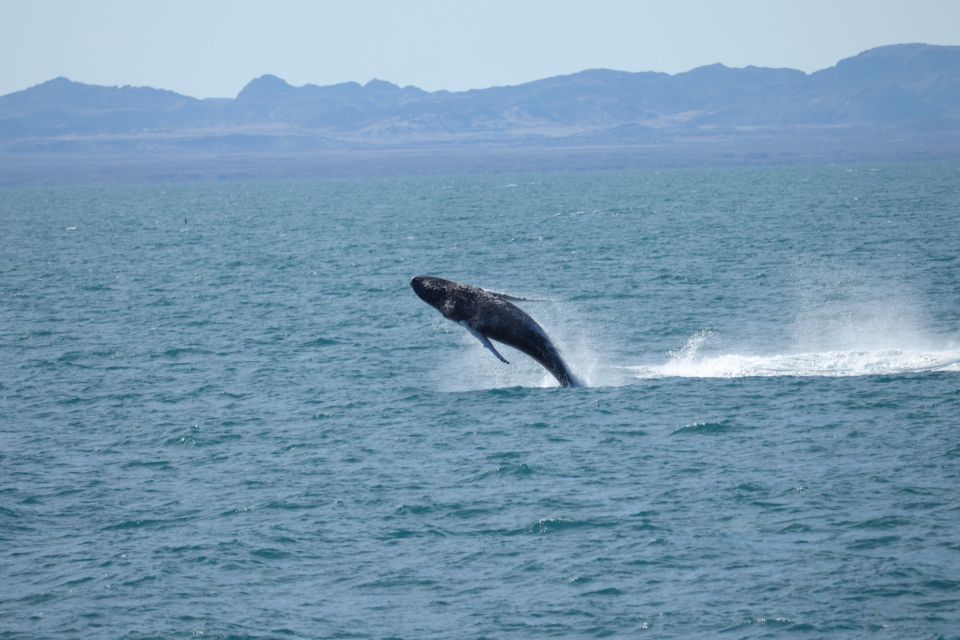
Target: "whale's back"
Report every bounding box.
[475,297,579,387]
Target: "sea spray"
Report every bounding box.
[790,259,939,352]
[431,298,609,391]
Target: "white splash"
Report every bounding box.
[630,348,960,379]
[627,269,960,379]
[629,329,960,379]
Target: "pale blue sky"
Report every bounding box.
[2,0,959,98]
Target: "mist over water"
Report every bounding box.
[2,163,959,638]
[437,264,959,387]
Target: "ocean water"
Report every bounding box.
[2,163,959,639]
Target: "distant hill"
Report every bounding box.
[1,43,959,175]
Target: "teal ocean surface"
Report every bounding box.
[2,164,959,638]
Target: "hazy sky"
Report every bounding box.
[3,0,959,98]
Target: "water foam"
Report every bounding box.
[631,349,960,379]
[628,270,960,379]
[629,330,960,379]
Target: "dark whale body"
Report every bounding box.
[411,276,581,387]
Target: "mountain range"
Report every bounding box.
[1,43,959,180]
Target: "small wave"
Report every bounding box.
[303,337,338,347]
[630,348,960,379]
[102,518,177,531]
[581,587,624,597]
[848,535,901,550]
[527,516,616,535]
[851,515,912,530]
[250,548,291,560]
[153,346,214,359]
[673,420,735,435]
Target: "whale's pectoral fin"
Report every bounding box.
[478,335,510,364]
[459,321,510,364]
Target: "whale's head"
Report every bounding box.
[411,275,463,317]
[411,276,450,307]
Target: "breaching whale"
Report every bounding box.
[410,276,581,387]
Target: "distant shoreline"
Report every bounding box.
[2,137,959,186]
[3,43,960,183]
